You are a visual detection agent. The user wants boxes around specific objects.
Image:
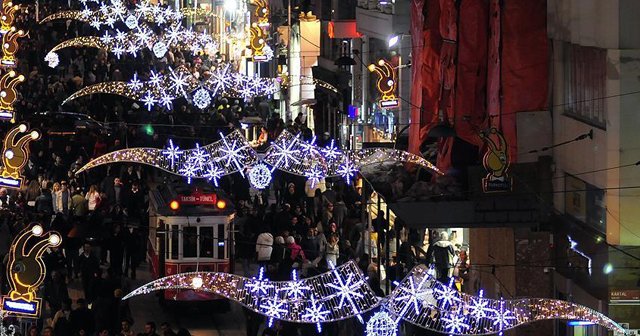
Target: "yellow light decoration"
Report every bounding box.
[0,69,24,120]
[49,36,107,54]
[0,123,40,188]
[1,224,61,317]
[1,26,27,66]
[181,7,216,17]
[254,0,270,27]
[250,22,269,62]
[0,1,20,34]
[38,10,85,25]
[368,58,399,109]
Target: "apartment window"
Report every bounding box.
[563,43,607,129]
[564,173,606,233]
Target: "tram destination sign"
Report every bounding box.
[178,192,217,205]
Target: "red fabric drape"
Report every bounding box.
[500,0,549,160]
[409,0,548,168]
[438,0,490,172]
[409,0,425,155]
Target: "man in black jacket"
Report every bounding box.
[426,231,456,283]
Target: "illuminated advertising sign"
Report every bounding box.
[2,224,61,317]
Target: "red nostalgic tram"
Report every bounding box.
[147,183,235,303]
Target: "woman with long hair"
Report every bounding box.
[85,185,101,212]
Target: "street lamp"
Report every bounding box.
[388,35,400,48]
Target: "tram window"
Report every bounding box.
[200,227,214,258]
[170,225,179,259]
[183,226,197,258]
[217,224,225,259]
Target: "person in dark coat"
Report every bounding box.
[78,242,100,303]
[426,231,456,283]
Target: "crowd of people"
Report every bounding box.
[0,1,470,336]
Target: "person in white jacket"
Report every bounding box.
[255,232,274,267]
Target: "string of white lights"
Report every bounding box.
[123,261,626,336]
[76,129,441,187]
[40,0,182,29]
[62,65,279,109]
[386,265,627,335]
[75,130,258,182]
[122,261,380,328]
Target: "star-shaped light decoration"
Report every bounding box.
[203,163,224,187]
[141,91,156,111]
[279,270,311,301]
[302,295,330,333]
[269,138,301,171]
[161,139,183,169]
[245,267,273,296]
[336,157,358,185]
[304,166,324,189]
[492,299,517,336]
[327,261,365,323]
[322,139,341,162]
[168,68,190,97]
[217,133,249,176]
[441,307,470,335]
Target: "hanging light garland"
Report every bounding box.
[76,130,442,188]
[76,130,259,179]
[61,64,279,109]
[123,261,626,336]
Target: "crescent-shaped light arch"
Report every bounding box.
[122,261,380,324]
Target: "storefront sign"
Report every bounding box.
[480,127,512,192]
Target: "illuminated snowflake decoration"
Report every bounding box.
[100,31,114,44]
[327,262,365,322]
[299,135,320,156]
[280,270,311,301]
[193,88,212,109]
[492,300,517,335]
[245,267,273,296]
[149,71,163,87]
[336,158,358,185]
[207,64,233,96]
[217,134,249,176]
[248,163,272,190]
[261,296,288,328]
[178,158,200,184]
[302,295,330,333]
[393,274,434,315]
[127,73,143,91]
[160,93,174,109]
[161,139,183,169]
[203,163,224,187]
[152,41,168,58]
[467,290,492,320]
[169,68,190,97]
[45,52,59,68]
[141,91,156,111]
[190,143,210,168]
[304,166,324,189]
[269,138,300,170]
[365,311,397,336]
[441,308,470,335]
[434,284,462,309]
[322,139,342,162]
